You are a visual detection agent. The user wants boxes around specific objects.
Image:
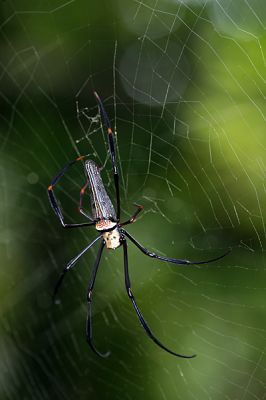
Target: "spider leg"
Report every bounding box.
[122,230,230,265]
[86,240,110,358]
[48,156,95,228]
[79,181,94,220]
[53,236,101,303]
[122,240,196,359]
[94,91,120,221]
[120,204,144,227]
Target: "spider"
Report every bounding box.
[48,92,229,359]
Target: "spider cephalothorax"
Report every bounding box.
[102,226,121,250]
[48,91,229,359]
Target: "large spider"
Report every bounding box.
[48,92,229,359]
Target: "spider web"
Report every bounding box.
[0,0,266,399]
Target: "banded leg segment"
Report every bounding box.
[120,204,144,227]
[53,236,101,303]
[79,181,94,220]
[122,240,195,358]
[94,91,120,221]
[86,240,110,358]
[48,156,95,228]
[123,230,230,266]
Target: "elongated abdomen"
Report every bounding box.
[85,160,116,221]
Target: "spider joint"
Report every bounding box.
[87,290,93,302]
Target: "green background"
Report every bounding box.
[0,1,265,399]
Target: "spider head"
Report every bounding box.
[102,228,121,250]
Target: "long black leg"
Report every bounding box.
[86,240,110,358]
[53,236,101,303]
[94,91,120,221]
[48,155,95,228]
[120,204,144,227]
[122,240,195,358]
[122,230,230,265]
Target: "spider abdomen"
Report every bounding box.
[85,160,116,221]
